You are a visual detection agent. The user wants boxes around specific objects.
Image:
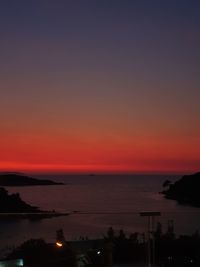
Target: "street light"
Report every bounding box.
[56,241,63,248]
[56,229,65,248]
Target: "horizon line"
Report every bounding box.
[0,170,194,176]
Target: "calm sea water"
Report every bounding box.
[1,174,200,252]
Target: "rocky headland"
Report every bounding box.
[0,173,68,220]
[162,172,200,207]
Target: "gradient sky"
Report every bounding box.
[0,0,200,174]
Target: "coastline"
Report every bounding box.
[0,212,69,220]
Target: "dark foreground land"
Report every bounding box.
[162,172,200,207]
[4,225,200,267]
[0,173,63,186]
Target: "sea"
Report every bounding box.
[1,174,200,254]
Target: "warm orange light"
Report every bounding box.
[56,242,63,247]
[0,132,199,174]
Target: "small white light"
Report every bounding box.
[97,251,101,255]
[18,259,24,266]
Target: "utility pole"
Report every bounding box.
[140,212,161,267]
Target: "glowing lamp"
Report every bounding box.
[56,241,63,247]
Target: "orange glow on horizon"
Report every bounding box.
[0,159,199,175]
[0,129,199,174]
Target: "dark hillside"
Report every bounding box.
[163,172,200,207]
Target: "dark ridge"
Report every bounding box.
[0,187,68,220]
[0,173,63,186]
[162,172,200,207]
[0,187,39,213]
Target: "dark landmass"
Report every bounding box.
[0,187,38,213]
[162,172,200,207]
[0,187,68,220]
[6,224,200,267]
[0,173,63,186]
[7,239,76,267]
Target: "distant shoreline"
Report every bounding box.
[0,212,69,220]
[0,173,64,186]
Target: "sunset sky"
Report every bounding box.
[0,1,200,174]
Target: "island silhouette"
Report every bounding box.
[0,173,63,186]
